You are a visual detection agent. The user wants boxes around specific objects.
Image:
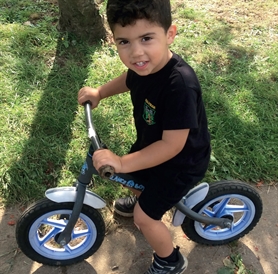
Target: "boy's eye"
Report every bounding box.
[142,37,152,42]
[119,40,129,45]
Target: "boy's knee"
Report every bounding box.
[133,203,155,230]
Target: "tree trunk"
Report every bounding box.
[58,0,107,43]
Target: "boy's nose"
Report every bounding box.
[130,43,144,57]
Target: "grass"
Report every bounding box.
[0,0,278,204]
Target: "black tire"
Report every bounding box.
[16,198,105,266]
[181,180,263,245]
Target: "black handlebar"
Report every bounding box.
[84,102,115,179]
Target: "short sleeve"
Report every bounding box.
[162,71,199,130]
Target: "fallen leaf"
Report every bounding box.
[223,256,234,268]
[256,181,264,188]
[8,220,16,226]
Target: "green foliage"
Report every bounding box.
[218,253,258,274]
[0,0,58,25]
[0,0,277,204]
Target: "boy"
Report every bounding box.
[78,0,210,273]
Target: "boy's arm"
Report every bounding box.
[93,129,190,173]
[98,72,129,99]
[78,72,129,107]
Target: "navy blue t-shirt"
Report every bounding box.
[126,52,210,174]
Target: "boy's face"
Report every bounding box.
[113,19,176,76]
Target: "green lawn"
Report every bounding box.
[0,0,277,204]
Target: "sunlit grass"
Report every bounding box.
[0,0,277,204]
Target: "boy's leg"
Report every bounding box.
[114,185,176,255]
[133,202,188,273]
[133,202,173,257]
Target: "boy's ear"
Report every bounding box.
[167,25,177,44]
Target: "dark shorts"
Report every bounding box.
[129,166,206,220]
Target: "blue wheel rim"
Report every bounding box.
[194,194,255,241]
[29,209,97,260]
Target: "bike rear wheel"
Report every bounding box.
[181,181,262,245]
[16,198,105,266]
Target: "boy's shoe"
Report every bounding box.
[144,247,188,274]
[113,196,137,217]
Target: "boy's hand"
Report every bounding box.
[93,149,123,174]
[78,86,101,109]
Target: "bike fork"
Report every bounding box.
[56,143,98,246]
[56,181,87,246]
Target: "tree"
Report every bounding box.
[57,0,107,43]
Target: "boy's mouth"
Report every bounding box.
[135,61,147,67]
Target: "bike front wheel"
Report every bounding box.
[181,180,263,245]
[16,198,105,266]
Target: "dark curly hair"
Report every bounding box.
[106,0,172,33]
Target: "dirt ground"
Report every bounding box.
[0,184,277,274]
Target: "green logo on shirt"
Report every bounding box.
[143,99,156,125]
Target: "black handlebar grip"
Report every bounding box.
[84,100,92,106]
[98,165,115,179]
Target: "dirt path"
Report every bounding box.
[0,185,277,274]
